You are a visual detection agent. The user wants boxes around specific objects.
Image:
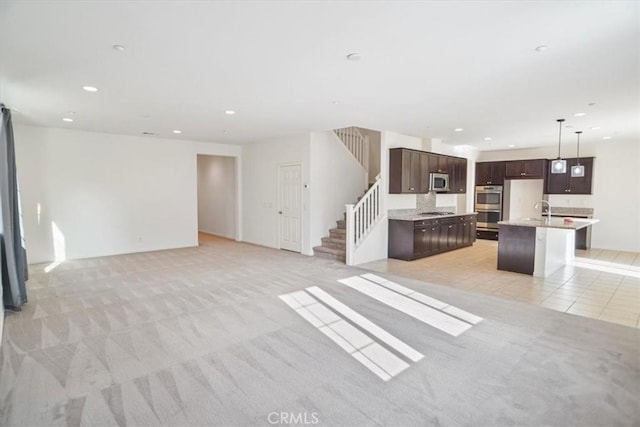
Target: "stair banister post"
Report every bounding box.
[345,203,355,266]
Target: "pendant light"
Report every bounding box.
[551,118,567,174]
[571,131,585,177]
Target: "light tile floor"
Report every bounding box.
[360,240,640,329]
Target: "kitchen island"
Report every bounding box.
[497,217,599,277]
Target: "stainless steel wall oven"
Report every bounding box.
[475,185,503,231]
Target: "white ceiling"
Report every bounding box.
[1,1,638,150]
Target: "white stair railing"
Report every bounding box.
[345,174,382,265]
[334,127,369,172]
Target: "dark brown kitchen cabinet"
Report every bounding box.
[475,161,506,186]
[460,215,476,246]
[450,157,468,193]
[505,159,546,179]
[389,149,429,194]
[545,157,594,194]
[388,215,477,260]
[389,148,467,194]
[428,154,450,174]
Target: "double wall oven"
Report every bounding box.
[475,186,503,232]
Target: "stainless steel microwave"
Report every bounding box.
[429,173,449,192]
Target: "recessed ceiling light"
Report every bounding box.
[225,110,235,115]
[172,130,182,134]
[590,126,601,130]
[484,137,492,141]
[346,52,362,61]
[112,44,125,52]
[603,136,612,140]
[82,86,98,92]
[573,112,586,117]
[535,45,548,52]
[508,144,516,148]
[454,128,464,132]
[62,117,74,122]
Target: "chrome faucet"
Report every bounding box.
[534,200,551,223]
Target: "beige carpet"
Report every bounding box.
[1,239,639,426]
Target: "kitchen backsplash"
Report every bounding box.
[547,194,593,207]
[417,192,437,212]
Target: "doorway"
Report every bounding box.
[278,163,302,253]
[197,155,237,243]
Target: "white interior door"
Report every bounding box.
[278,163,302,252]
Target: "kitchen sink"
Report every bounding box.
[521,217,550,223]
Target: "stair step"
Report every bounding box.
[321,237,346,250]
[336,219,346,229]
[329,228,346,239]
[313,246,346,262]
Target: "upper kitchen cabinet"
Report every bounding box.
[427,153,450,174]
[389,148,429,194]
[505,159,546,179]
[449,157,468,193]
[546,157,594,194]
[475,161,506,186]
[389,149,467,194]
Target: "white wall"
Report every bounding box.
[359,128,381,184]
[504,179,544,220]
[14,124,241,263]
[351,219,389,265]
[310,131,367,249]
[197,155,236,239]
[241,133,312,254]
[478,139,640,252]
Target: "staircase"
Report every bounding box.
[313,214,347,262]
[314,127,382,264]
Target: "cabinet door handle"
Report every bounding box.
[448,225,453,229]
[409,187,414,191]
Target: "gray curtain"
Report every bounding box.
[0,105,28,311]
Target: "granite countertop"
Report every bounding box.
[498,217,599,230]
[388,209,478,221]
[542,207,594,218]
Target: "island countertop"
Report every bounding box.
[498,217,599,230]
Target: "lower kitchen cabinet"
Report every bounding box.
[388,215,477,261]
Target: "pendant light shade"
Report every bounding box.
[551,118,567,174]
[571,130,585,177]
